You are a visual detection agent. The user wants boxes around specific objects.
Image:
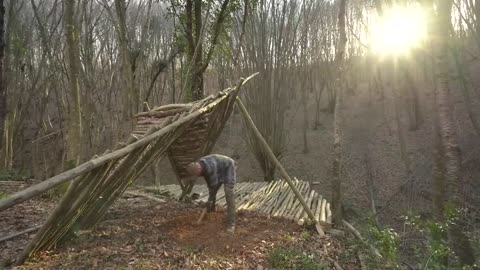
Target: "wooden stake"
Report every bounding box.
[315,194,323,222]
[320,199,327,222]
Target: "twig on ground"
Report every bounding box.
[124,191,166,203]
[357,252,367,270]
[326,257,344,270]
[342,220,383,259]
[0,225,42,243]
[400,260,415,270]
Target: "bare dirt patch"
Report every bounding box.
[160,209,299,255]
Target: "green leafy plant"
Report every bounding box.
[301,230,311,241]
[369,224,400,266]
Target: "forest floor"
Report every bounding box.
[1,184,361,270]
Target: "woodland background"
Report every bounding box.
[1,0,480,266]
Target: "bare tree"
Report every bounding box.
[0,0,5,148]
[239,0,302,181]
[175,0,233,101]
[331,0,347,222]
[432,0,476,264]
[64,0,83,167]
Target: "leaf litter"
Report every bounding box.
[1,189,359,269]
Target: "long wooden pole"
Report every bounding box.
[235,98,317,222]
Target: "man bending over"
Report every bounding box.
[186,154,237,233]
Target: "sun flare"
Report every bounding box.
[370,6,427,55]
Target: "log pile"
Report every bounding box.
[153,179,332,224]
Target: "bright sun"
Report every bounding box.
[370,6,427,55]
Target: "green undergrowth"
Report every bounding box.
[342,207,479,270]
[0,169,30,181]
[267,246,327,270]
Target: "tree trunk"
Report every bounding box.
[64,0,83,167]
[115,0,136,115]
[331,0,347,223]
[302,81,309,153]
[191,0,204,101]
[171,61,176,103]
[0,0,5,148]
[434,0,475,264]
[263,162,275,182]
[432,118,446,219]
[184,0,204,102]
[475,0,480,35]
[402,67,423,131]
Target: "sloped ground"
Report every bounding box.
[1,188,360,270]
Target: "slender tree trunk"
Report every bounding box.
[475,0,480,35]
[313,80,324,130]
[434,0,475,264]
[191,0,204,100]
[0,0,5,148]
[64,0,82,167]
[171,61,176,103]
[184,0,194,102]
[402,67,423,131]
[301,77,309,153]
[331,0,347,223]
[432,118,446,219]
[115,0,136,115]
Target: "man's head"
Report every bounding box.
[186,162,202,176]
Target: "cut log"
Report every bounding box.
[286,182,309,219]
[237,183,263,208]
[272,183,292,216]
[326,202,332,223]
[268,181,289,215]
[255,181,282,213]
[275,180,301,217]
[259,181,286,214]
[301,189,316,220]
[320,199,327,222]
[239,183,269,210]
[314,194,323,222]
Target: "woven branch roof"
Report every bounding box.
[134,89,238,182]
